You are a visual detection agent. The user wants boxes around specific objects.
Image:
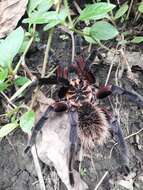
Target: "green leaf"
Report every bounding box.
[37,0,53,13]
[0,67,8,81]
[0,82,8,92]
[138,2,143,13]
[15,76,30,86]
[0,27,24,68]
[44,9,68,30]
[24,11,58,24]
[131,36,143,44]
[24,8,68,25]
[114,3,128,19]
[0,123,18,138]
[83,27,97,43]
[20,111,35,134]
[79,2,115,21]
[28,0,53,15]
[28,0,43,15]
[44,20,60,31]
[90,21,119,41]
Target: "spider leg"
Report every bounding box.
[24,105,54,154]
[24,102,68,154]
[111,85,143,107]
[68,108,78,186]
[109,117,130,175]
[96,85,143,107]
[39,76,69,87]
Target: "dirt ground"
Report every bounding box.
[0,29,143,190]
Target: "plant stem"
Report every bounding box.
[71,28,86,37]
[41,1,61,77]
[64,0,73,27]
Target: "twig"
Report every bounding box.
[21,59,35,80]
[94,171,109,190]
[10,80,34,102]
[73,1,81,14]
[105,47,119,86]
[119,48,136,82]
[1,92,17,108]
[126,0,133,20]
[105,55,116,86]
[41,28,54,77]
[46,66,58,78]
[88,43,92,53]
[31,145,46,190]
[134,12,141,23]
[71,32,75,63]
[30,86,39,109]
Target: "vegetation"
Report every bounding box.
[0,0,143,139]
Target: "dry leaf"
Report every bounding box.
[0,0,28,38]
[117,179,133,190]
[34,95,88,190]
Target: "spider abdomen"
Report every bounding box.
[78,102,110,150]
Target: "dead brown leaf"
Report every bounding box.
[32,93,88,190]
[0,0,28,38]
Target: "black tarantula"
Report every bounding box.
[24,47,143,186]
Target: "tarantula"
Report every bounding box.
[24,49,143,186]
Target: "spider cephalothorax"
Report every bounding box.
[66,78,94,107]
[24,49,143,187]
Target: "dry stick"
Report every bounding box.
[73,1,81,13]
[10,80,34,102]
[88,43,92,53]
[126,0,134,20]
[31,145,46,190]
[21,59,35,80]
[134,12,141,23]
[1,92,17,108]
[105,47,119,86]
[71,31,75,63]
[105,55,115,86]
[94,171,109,190]
[119,48,136,82]
[41,28,54,77]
